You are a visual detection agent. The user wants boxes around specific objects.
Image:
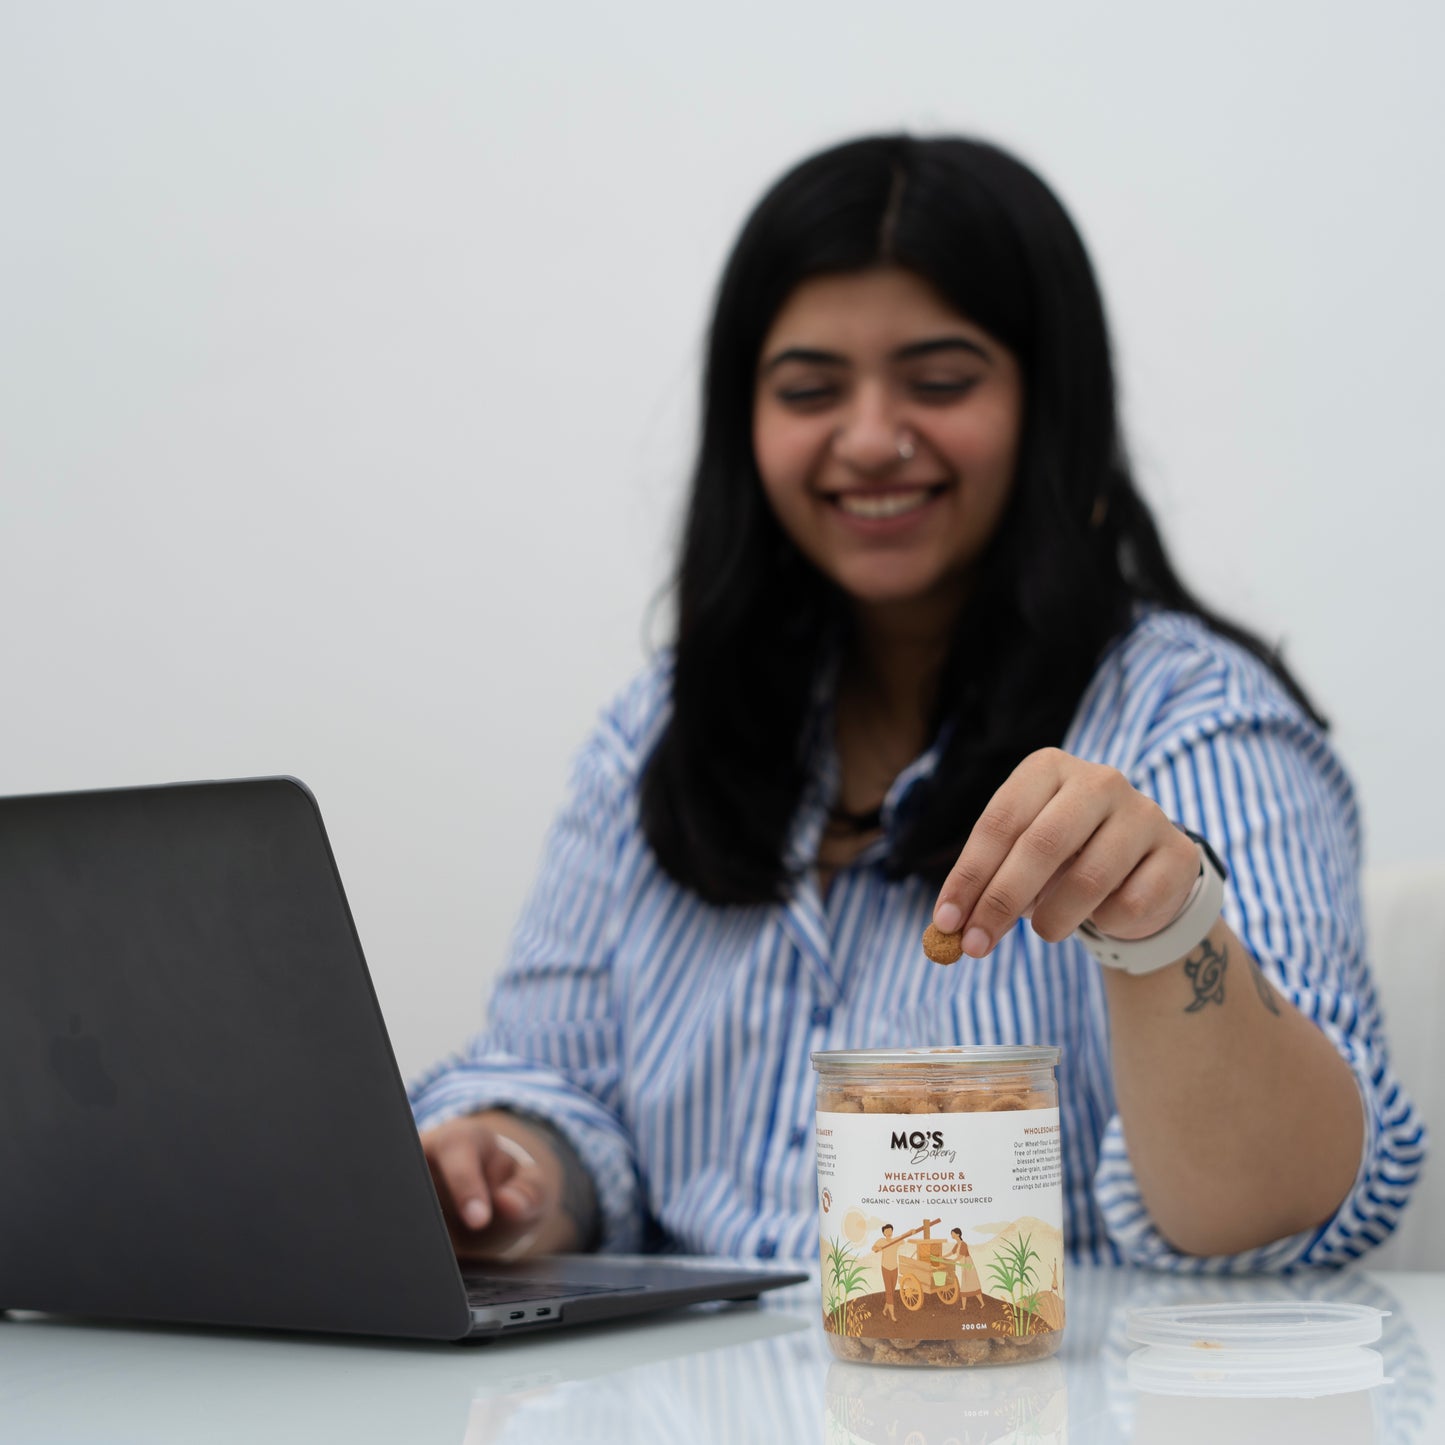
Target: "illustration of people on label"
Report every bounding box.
[871,1225,901,1321]
[872,1217,944,1320]
[943,1227,987,1311]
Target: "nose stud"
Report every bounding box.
[831,427,918,464]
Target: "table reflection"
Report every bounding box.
[1130,1376,1381,1444]
[463,1328,826,1444]
[825,1356,1067,1444]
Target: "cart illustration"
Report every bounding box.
[896,1220,960,1310]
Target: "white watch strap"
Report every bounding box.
[1075,843,1227,975]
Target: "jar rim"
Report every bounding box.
[811,1044,1061,1070]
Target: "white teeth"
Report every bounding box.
[835,489,933,519]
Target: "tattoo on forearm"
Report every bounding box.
[1252,960,1282,1016]
[1183,939,1227,1011]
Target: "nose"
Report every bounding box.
[831,384,911,473]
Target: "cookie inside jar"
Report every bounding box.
[813,1046,1065,1367]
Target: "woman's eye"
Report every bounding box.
[776,385,838,408]
[911,378,978,401]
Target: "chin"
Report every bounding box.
[830,562,949,602]
[841,581,927,604]
[825,558,976,620]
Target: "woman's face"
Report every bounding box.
[753,266,1024,618]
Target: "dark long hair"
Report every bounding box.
[640,134,1323,905]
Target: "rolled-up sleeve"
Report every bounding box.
[408,693,652,1253]
[1085,627,1425,1270]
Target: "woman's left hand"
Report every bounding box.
[932,748,1200,958]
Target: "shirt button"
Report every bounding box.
[810,1005,832,1028]
[788,1126,808,1149]
[758,1238,778,1259]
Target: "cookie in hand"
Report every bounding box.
[922,924,964,965]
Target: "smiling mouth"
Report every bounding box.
[828,484,949,520]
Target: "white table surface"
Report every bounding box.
[2,1262,1439,1443]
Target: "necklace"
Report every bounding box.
[826,801,884,834]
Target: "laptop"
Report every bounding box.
[0,777,806,1341]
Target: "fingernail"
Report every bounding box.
[935,902,963,933]
[962,927,991,958]
[462,1198,490,1230]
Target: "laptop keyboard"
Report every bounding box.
[462,1275,631,1307]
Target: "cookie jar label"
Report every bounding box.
[815,1109,1065,1343]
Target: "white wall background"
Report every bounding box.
[2,2,1441,1080]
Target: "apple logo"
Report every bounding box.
[49,1015,119,1109]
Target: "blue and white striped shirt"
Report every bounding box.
[409,610,1424,1269]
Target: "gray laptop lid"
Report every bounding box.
[0,777,474,1339]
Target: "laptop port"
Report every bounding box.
[535,1308,551,1316]
[508,1311,525,1320]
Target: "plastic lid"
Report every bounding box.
[1126,1301,1388,1352]
[811,1044,1062,1071]
[1127,1343,1387,1399]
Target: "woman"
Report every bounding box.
[411,135,1420,1269]
[943,1229,985,1312]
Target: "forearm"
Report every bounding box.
[1101,919,1364,1257]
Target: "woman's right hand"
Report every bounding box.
[420,1111,579,1261]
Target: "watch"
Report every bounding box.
[1075,828,1228,975]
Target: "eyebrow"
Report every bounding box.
[760,335,991,376]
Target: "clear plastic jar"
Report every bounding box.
[813,1045,1064,1368]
